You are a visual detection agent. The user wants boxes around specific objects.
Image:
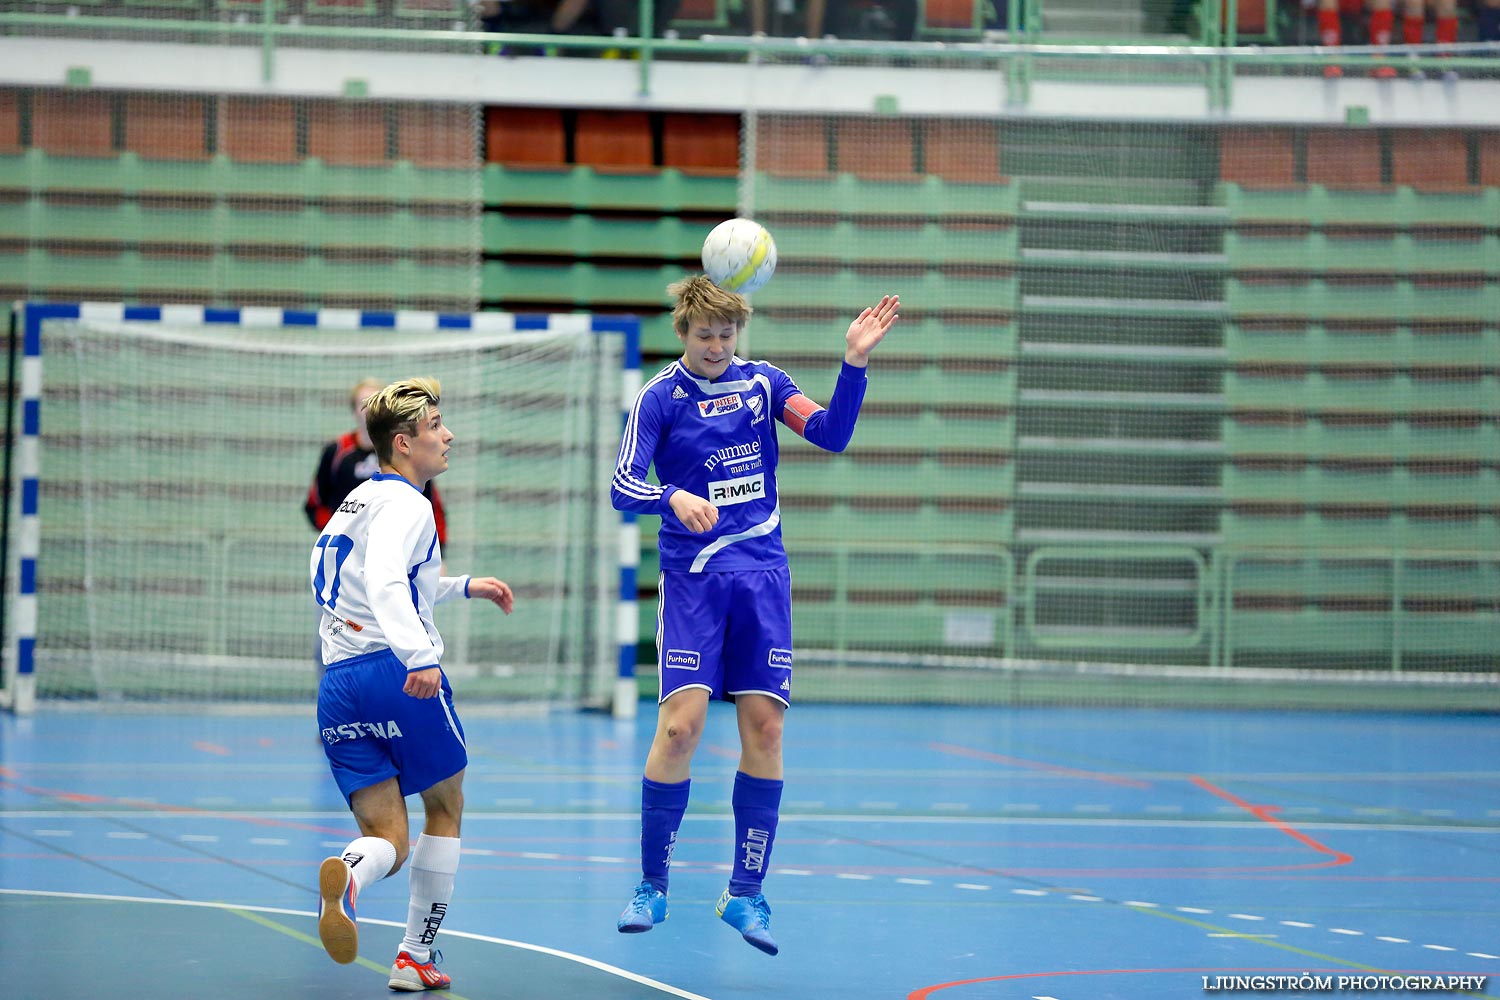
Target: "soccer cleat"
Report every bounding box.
[388,949,451,992]
[317,856,359,964]
[617,881,668,933]
[715,888,779,956]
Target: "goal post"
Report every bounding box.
[1,302,641,716]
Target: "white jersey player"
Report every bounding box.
[309,376,514,992]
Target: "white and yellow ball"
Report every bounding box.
[701,218,777,295]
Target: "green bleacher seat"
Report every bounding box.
[746,315,1018,362]
[1223,418,1498,462]
[483,164,738,213]
[771,219,1019,267]
[1225,371,1500,415]
[1221,182,1500,229]
[1227,278,1500,324]
[777,455,1014,500]
[480,261,680,306]
[779,501,1012,545]
[753,172,1017,221]
[482,213,701,259]
[1222,511,1500,551]
[1224,232,1500,277]
[1225,325,1500,368]
[752,268,1017,314]
[1224,466,1498,506]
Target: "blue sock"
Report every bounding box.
[640,777,689,893]
[728,771,783,897]
[1480,8,1500,41]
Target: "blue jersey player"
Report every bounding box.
[309,377,515,991]
[612,275,900,955]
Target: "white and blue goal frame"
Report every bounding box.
[1,302,643,718]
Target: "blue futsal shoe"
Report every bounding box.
[715,888,778,956]
[617,881,668,933]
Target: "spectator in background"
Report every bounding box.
[595,0,683,36]
[1314,0,1485,76]
[744,1,917,43]
[747,0,826,38]
[474,0,680,39]
[480,0,597,34]
[1479,0,1500,41]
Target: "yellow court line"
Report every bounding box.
[226,907,475,1000]
[1130,905,1490,998]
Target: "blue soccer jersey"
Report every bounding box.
[612,356,869,573]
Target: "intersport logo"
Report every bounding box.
[697,394,742,418]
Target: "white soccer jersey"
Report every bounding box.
[310,472,471,671]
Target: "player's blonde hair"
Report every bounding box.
[365,377,441,464]
[669,274,752,337]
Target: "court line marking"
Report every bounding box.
[927,743,1152,789]
[226,907,480,1000]
[7,810,1499,833]
[1189,774,1354,870]
[0,888,715,1000]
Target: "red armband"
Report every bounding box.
[782,394,823,437]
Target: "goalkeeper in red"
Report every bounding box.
[309,377,514,991]
[611,276,899,955]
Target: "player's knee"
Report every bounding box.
[745,714,783,755]
[663,719,700,752]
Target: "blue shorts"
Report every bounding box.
[656,566,793,706]
[317,648,467,805]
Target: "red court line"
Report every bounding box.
[0,769,352,836]
[928,742,1152,788]
[1191,773,1354,867]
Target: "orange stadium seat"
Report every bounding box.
[574,110,654,169]
[484,106,566,166]
[124,95,209,162]
[662,112,740,174]
[923,119,1002,183]
[1477,131,1500,187]
[1390,129,1469,191]
[1220,127,1297,187]
[755,117,831,175]
[219,98,299,164]
[1225,0,1267,34]
[835,118,917,181]
[923,0,976,30]
[397,105,478,168]
[308,102,388,166]
[674,0,719,18]
[31,92,114,157]
[1306,129,1383,189]
[0,90,20,153]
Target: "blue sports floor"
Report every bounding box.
[2,702,1498,999]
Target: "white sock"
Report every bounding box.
[401,834,461,961]
[341,836,398,896]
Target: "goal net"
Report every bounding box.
[6,304,630,709]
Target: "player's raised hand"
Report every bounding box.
[404,665,442,699]
[844,294,900,367]
[669,490,719,534]
[468,576,514,614]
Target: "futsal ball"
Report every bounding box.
[701,218,777,295]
